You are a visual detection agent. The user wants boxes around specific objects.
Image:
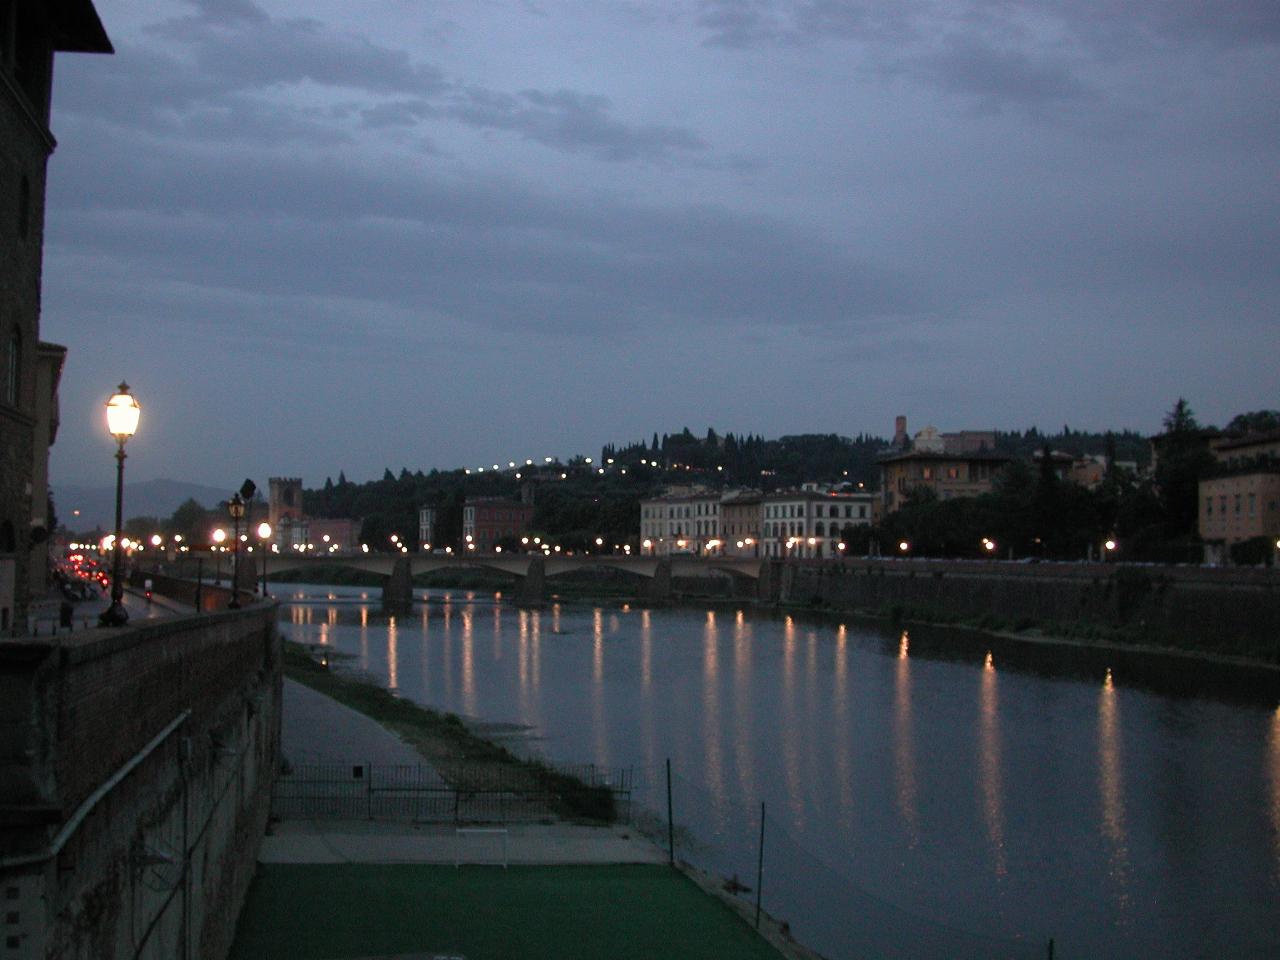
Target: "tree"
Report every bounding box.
[168,498,212,542]
[1163,397,1199,434]
[1226,410,1280,435]
[1154,399,1215,540]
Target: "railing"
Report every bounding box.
[272,761,631,824]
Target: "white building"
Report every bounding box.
[640,490,723,555]
[760,485,874,558]
[418,506,437,550]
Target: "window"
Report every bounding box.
[947,467,960,480]
[1206,498,1213,516]
[1248,493,1256,515]
[922,467,933,480]
[1235,495,1241,515]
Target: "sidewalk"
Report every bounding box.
[274,680,665,866]
[24,584,188,635]
[261,818,666,866]
[282,678,424,765]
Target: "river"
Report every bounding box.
[277,585,1280,959]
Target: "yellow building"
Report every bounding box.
[1198,429,1280,564]
[878,425,1012,514]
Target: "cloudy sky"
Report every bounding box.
[43,0,1280,489]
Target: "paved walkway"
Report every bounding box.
[282,678,424,765]
[274,679,665,867]
[261,819,666,866]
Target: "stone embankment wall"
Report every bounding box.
[758,559,1280,662]
[0,605,280,959]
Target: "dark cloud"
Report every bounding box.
[695,0,1280,115]
[47,125,922,341]
[63,5,706,163]
[448,87,707,161]
[908,36,1092,112]
[696,0,789,49]
[150,14,447,96]
[1046,0,1280,52]
[184,0,269,25]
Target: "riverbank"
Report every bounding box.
[770,593,1280,701]
[275,639,821,960]
[283,640,617,821]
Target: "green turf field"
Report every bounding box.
[229,863,785,959]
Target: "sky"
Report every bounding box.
[42,0,1280,490]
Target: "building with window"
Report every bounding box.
[463,498,534,552]
[720,490,762,557]
[878,421,1012,514]
[268,477,361,553]
[1198,429,1280,565]
[639,489,722,555]
[1,1,111,633]
[418,506,438,550]
[760,486,873,558]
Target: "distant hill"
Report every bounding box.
[55,479,233,532]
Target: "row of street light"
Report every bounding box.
[95,383,280,621]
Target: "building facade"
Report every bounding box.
[641,486,872,559]
[418,505,437,550]
[1198,429,1280,564]
[760,487,873,558]
[1,1,111,633]
[720,491,761,557]
[879,423,1012,514]
[639,491,722,555]
[463,498,534,552]
[268,476,362,552]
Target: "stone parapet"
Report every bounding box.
[0,606,281,959]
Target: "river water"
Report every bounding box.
[277,586,1280,959]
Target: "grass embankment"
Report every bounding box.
[230,863,786,960]
[283,640,616,822]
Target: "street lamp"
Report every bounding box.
[212,528,226,583]
[228,493,245,608]
[257,521,272,597]
[99,383,139,627]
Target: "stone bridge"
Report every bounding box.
[262,553,768,607]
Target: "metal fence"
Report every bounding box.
[272,761,632,824]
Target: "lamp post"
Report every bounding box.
[228,493,245,608]
[212,528,226,583]
[99,383,140,627]
[257,521,272,598]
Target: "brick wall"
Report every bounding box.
[0,606,281,959]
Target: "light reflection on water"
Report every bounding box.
[1099,668,1131,917]
[893,631,919,848]
[279,589,1280,959]
[979,651,1007,878]
[1271,706,1280,885]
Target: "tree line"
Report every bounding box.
[122,406,1274,561]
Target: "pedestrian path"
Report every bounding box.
[260,819,666,866]
[274,679,665,867]
[282,678,424,765]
